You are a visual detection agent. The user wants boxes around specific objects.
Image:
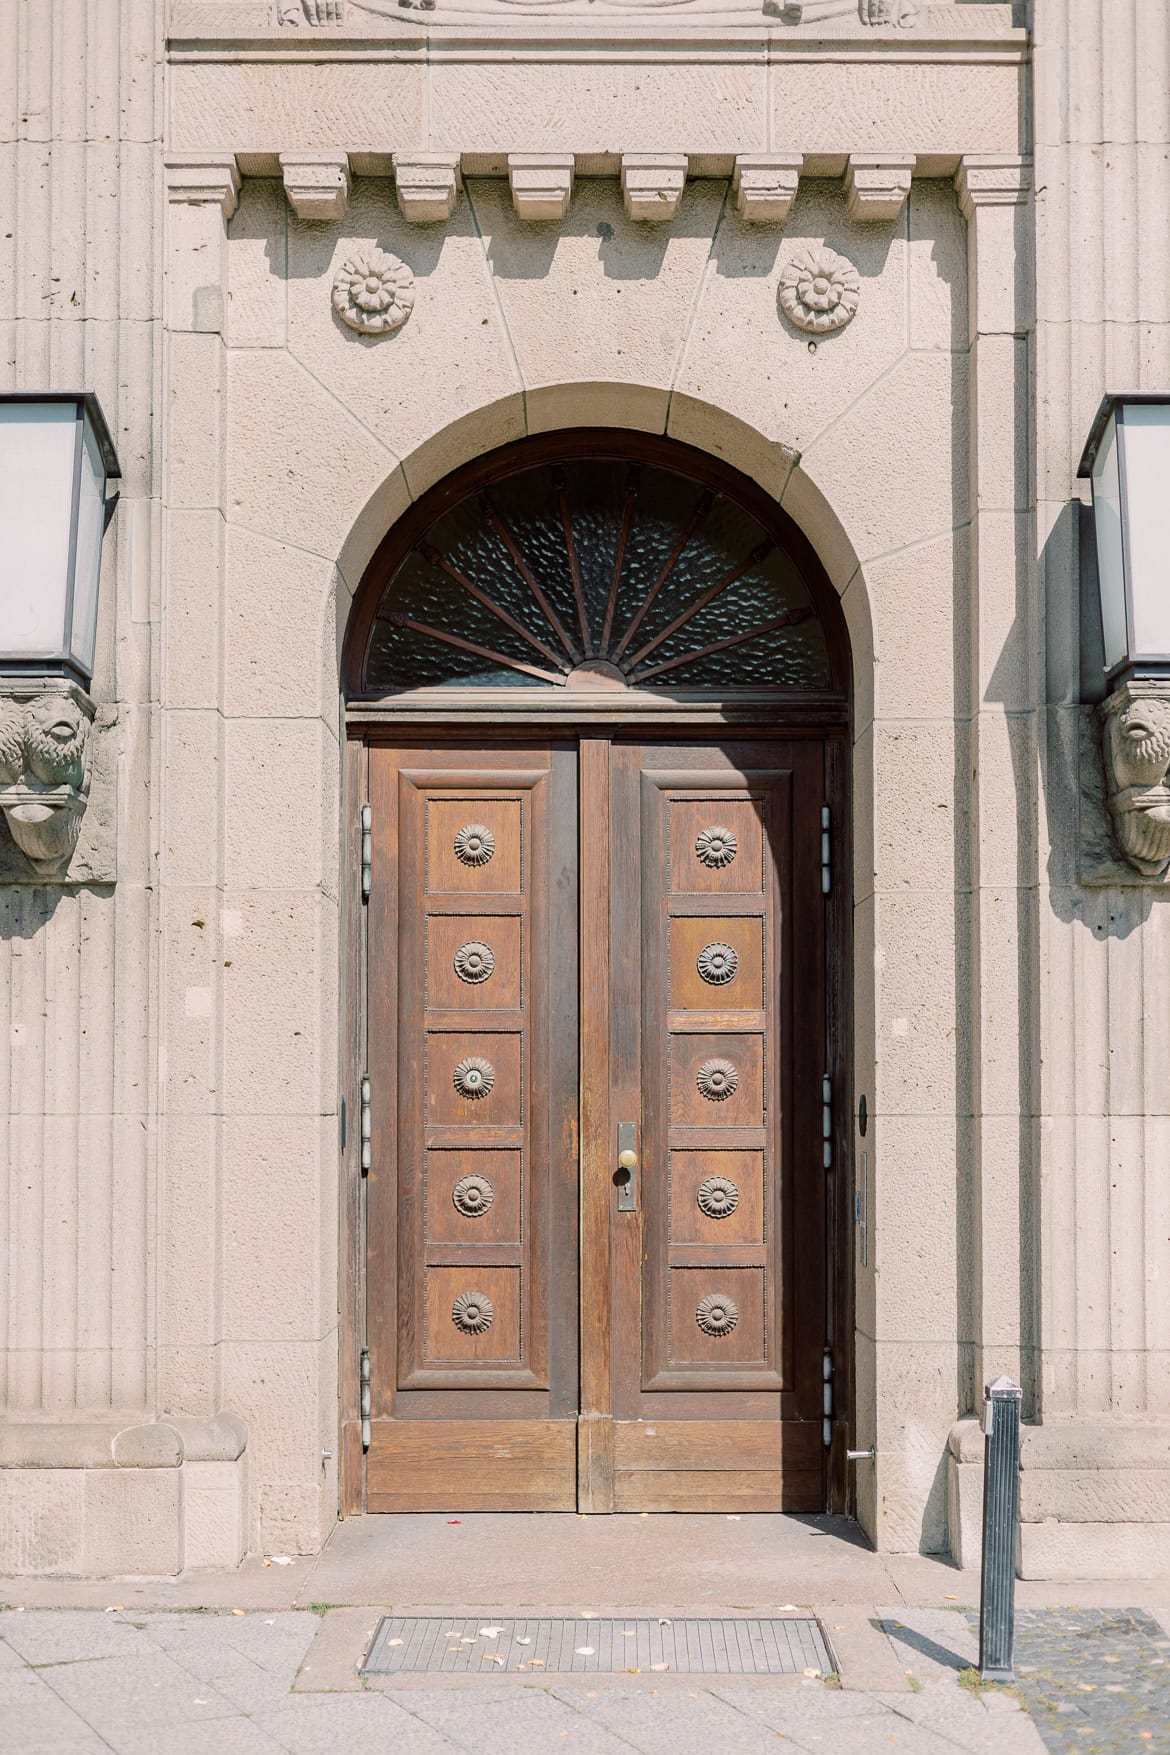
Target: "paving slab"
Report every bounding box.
[378,1684,638,1752]
[99,1716,286,1754]
[254,1690,462,1753]
[549,1680,806,1753]
[0,1608,154,1665]
[36,1649,239,1740]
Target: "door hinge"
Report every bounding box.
[820,805,831,895]
[823,1347,833,1449]
[360,802,372,901]
[822,1073,832,1171]
[360,1348,371,1450]
[360,1073,371,1174]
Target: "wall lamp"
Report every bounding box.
[1079,394,1170,877]
[0,393,120,874]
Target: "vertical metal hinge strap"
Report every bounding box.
[822,1073,832,1170]
[360,803,372,901]
[820,805,831,896]
[360,1074,371,1174]
[822,1347,833,1448]
[360,1348,371,1451]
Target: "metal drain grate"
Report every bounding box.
[364,1616,834,1676]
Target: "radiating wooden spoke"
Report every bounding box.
[385,611,567,685]
[479,494,581,662]
[365,454,833,696]
[552,467,593,658]
[630,605,816,684]
[612,489,713,661]
[420,542,570,671]
[624,539,775,671]
[600,466,641,655]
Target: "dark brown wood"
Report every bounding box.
[367,1419,576,1512]
[577,736,614,1511]
[604,739,828,1513]
[365,742,578,1510]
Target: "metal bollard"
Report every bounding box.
[978,1375,1023,1682]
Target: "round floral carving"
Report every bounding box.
[451,1290,495,1335]
[454,941,495,985]
[453,823,495,867]
[697,941,739,985]
[696,1058,739,1102]
[331,248,416,335]
[696,1292,739,1337]
[779,246,861,336]
[697,1176,740,1219]
[695,825,738,869]
[452,1056,495,1100]
[452,1174,495,1218]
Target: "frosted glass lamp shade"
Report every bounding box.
[0,393,120,685]
[1079,394,1170,686]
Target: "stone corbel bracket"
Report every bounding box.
[621,154,687,223]
[1099,682,1170,881]
[0,679,95,877]
[508,153,574,222]
[394,152,462,222]
[280,151,350,220]
[732,155,803,224]
[845,155,915,222]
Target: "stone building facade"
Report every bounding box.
[2,0,1169,1581]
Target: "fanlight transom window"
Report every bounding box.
[356,444,839,697]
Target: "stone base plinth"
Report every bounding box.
[947,1417,1170,1579]
[0,1414,248,1577]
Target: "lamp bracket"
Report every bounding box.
[1095,680,1170,881]
[0,677,96,877]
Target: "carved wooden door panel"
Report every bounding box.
[584,738,828,1512]
[365,743,579,1511]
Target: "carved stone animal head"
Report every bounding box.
[0,688,93,874]
[1101,686,1170,877]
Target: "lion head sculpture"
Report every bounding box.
[0,687,93,874]
[1101,685,1170,878]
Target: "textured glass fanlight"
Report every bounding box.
[363,458,831,694]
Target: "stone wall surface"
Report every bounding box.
[5,0,1170,1582]
[0,0,171,1571]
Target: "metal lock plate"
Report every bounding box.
[616,1122,637,1211]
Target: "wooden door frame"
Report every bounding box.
[339,713,853,1518]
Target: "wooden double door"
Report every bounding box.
[364,734,836,1513]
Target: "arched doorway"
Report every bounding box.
[343,431,852,1514]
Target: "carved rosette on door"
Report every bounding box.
[654,793,777,1381]
[364,745,579,1513]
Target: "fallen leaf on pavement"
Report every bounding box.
[231,1609,245,1617]
[652,1662,670,1671]
[269,1556,294,1566]
[447,1519,462,1525]
[575,1646,595,1655]
[516,1637,532,1645]
[479,1626,503,1638]
[802,1667,821,1678]
[261,1560,271,1568]
[482,1654,505,1665]
[387,1638,404,1647]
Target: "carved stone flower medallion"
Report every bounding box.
[331,247,416,335]
[454,940,495,984]
[697,941,739,985]
[779,246,861,336]
[696,1058,739,1102]
[451,1290,494,1334]
[695,825,738,869]
[452,1174,494,1217]
[697,1176,740,1219]
[452,1056,495,1100]
[453,823,495,867]
[696,1292,739,1337]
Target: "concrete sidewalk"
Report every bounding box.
[3,1517,1169,1753]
